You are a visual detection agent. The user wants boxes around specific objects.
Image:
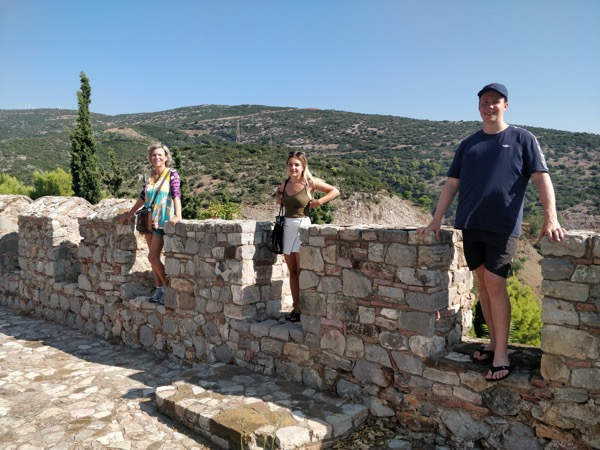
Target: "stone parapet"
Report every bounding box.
[0,194,598,448]
[0,195,32,272]
[540,231,600,394]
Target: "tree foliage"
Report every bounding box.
[471,275,542,347]
[101,148,124,197]
[0,174,33,196]
[31,168,73,199]
[171,146,203,219]
[199,189,241,220]
[309,192,336,224]
[69,71,102,204]
[507,276,542,346]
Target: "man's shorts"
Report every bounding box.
[462,229,518,279]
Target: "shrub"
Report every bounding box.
[0,174,33,196]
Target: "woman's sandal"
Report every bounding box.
[471,347,495,365]
[289,311,301,322]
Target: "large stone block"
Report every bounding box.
[327,294,359,321]
[385,243,416,267]
[342,269,372,298]
[283,342,311,365]
[571,367,600,391]
[321,329,346,356]
[299,246,324,272]
[541,325,598,359]
[317,276,342,294]
[540,258,574,280]
[406,290,451,312]
[541,280,590,302]
[396,267,448,288]
[541,298,580,326]
[571,265,600,284]
[391,351,423,375]
[399,311,435,336]
[417,244,454,269]
[353,359,389,387]
[408,335,446,358]
[541,233,588,257]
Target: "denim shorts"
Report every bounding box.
[152,228,165,237]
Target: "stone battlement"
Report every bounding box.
[0,194,598,448]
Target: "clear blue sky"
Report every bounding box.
[1,0,599,134]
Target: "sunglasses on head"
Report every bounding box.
[288,151,305,157]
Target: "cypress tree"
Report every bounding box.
[70,71,102,204]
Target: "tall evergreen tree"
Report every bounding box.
[69,71,102,204]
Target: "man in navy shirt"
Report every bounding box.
[417,83,565,382]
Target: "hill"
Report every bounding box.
[1,105,599,231]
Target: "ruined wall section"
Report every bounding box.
[1,194,599,447]
[540,231,600,391]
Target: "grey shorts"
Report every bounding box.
[462,229,517,279]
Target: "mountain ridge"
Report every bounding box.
[1,105,598,231]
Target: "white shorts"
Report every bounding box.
[283,217,311,255]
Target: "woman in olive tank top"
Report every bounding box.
[276,151,340,322]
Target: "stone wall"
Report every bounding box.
[0,194,599,448]
[539,232,600,391]
[0,195,31,272]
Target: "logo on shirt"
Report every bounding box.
[502,144,510,148]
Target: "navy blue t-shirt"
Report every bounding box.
[447,125,548,237]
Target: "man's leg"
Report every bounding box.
[479,268,511,380]
[473,266,496,354]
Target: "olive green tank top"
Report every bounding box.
[283,183,311,218]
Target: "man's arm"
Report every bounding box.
[416,177,459,240]
[531,172,566,242]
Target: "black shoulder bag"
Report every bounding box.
[267,179,289,254]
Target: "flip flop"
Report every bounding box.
[485,364,516,382]
[289,311,301,322]
[471,348,495,365]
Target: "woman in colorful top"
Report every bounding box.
[119,143,182,304]
[276,151,340,322]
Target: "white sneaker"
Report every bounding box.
[149,287,165,304]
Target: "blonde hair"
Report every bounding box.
[147,143,173,167]
[287,151,317,197]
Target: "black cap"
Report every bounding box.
[477,83,508,100]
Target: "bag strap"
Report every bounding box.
[278,178,290,216]
[147,169,169,208]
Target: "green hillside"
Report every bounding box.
[1,106,598,226]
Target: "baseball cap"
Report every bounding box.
[477,83,508,100]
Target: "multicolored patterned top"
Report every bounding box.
[139,169,181,229]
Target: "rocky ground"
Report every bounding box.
[242,192,432,228]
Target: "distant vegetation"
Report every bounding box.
[1,105,598,225]
[2,104,595,342]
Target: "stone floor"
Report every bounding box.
[156,364,368,449]
[0,307,216,449]
[0,307,369,450]
[0,305,546,449]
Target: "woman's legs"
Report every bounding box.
[284,252,301,313]
[144,232,167,288]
